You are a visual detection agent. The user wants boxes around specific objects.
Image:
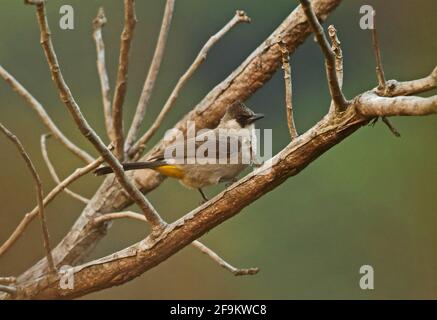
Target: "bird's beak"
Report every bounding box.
[247,113,264,124]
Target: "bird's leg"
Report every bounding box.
[198,188,209,204]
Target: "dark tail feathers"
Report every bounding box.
[94,161,165,176]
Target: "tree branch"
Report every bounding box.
[27,0,165,232]
[125,0,175,152]
[40,134,89,204]
[371,10,386,90]
[299,0,347,111]
[92,7,113,142]
[279,42,298,139]
[357,92,437,117]
[111,0,137,159]
[128,10,251,158]
[0,123,55,273]
[92,211,259,276]
[0,65,94,164]
[0,285,16,295]
[382,66,437,97]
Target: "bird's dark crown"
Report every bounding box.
[221,101,263,127]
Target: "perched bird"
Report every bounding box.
[94,101,264,201]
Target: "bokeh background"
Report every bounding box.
[0,0,436,299]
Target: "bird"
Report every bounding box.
[94,101,264,202]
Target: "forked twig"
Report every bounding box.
[125,0,175,151]
[40,134,89,204]
[0,123,55,273]
[128,10,251,158]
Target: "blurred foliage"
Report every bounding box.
[0,0,436,299]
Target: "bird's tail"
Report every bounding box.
[94,161,165,176]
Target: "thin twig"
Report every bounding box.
[0,155,105,258]
[27,1,165,232]
[111,0,137,159]
[381,117,401,137]
[125,0,175,152]
[192,241,259,276]
[93,212,258,276]
[0,123,55,273]
[327,25,343,113]
[128,10,251,159]
[0,277,16,285]
[279,41,298,139]
[0,285,17,295]
[369,10,400,136]
[40,134,89,204]
[371,10,386,90]
[0,65,94,164]
[93,7,113,142]
[299,0,347,112]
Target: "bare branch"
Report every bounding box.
[382,66,437,97]
[0,285,16,295]
[357,92,437,117]
[299,0,347,112]
[40,134,89,204]
[0,65,94,164]
[370,10,386,90]
[92,7,113,142]
[327,25,344,114]
[192,241,259,276]
[381,117,401,137]
[128,10,251,158]
[125,0,175,151]
[0,155,105,258]
[279,42,298,139]
[27,1,165,232]
[0,277,16,285]
[111,0,137,159]
[93,212,258,276]
[0,123,55,273]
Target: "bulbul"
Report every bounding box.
[94,102,264,201]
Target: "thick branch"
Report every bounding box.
[0,123,55,273]
[128,10,251,158]
[40,134,89,204]
[0,65,94,164]
[92,7,113,142]
[299,0,347,111]
[92,212,258,276]
[28,1,165,231]
[125,0,175,151]
[357,92,437,117]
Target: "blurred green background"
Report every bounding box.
[0,0,436,299]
